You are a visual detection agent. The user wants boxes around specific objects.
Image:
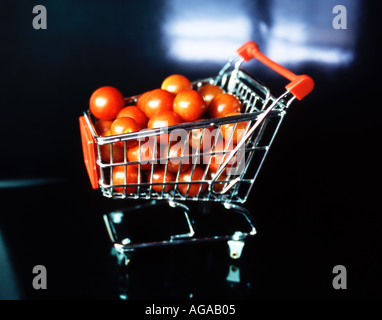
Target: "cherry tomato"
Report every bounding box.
[142,89,174,118]
[203,138,243,174]
[89,86,125,120]
[177,165,207,196]
[112,165,140,194]
[117,106,148,128]
[137,90,152,111]
[188,119,217,152]
[161,74,193,95]
[148,166,176,193]
[94,119,113,135]
[100,130,125,163]
[173,89,206,122]
[147,111,182,145]
[198,84,223,107]
[127,138,159,171]
[162,141,191,173]
[110,117,142,148]
[208,93,241,119]
[220,112,249,144]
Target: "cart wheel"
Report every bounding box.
[227,239,245,259]
[112,245,134,267]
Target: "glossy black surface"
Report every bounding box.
[0,0,381,300]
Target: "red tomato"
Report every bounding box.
[147,110,181,129]
[220,112,249,144]
[112,165,140,194]
[161,74,193,95]
[161,141,191,173]
[89,86,125,120]
[127,138,159,171]
[94,119,113,135]
[173,89,206,122]
[148,166,176,193]
[198,84,223,107]
[110,117,142,148]
[142,89,174,118]
[208,93,241,119]
[117,106,148,128]
[100,130,125,163]
[147,111,182,145]
[203,138,244,174]
[137,90,152,111]
[188,119,217,152]
[177,165,207,196]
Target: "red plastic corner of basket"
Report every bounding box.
[79,116,99,189]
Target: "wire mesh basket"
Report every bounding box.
[80,42,313,204]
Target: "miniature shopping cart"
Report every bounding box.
[79,41,314,263]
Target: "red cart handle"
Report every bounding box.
[236,41,314,100]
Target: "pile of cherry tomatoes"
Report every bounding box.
[89,74,247,196]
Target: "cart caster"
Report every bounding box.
[226,264,241,284]
[227,231,246,259]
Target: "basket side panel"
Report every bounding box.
[79,115,99,189]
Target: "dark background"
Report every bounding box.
[0,0,381,300]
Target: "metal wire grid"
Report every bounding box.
[85,69,291,204]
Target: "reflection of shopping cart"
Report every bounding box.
[79,41,314,263]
